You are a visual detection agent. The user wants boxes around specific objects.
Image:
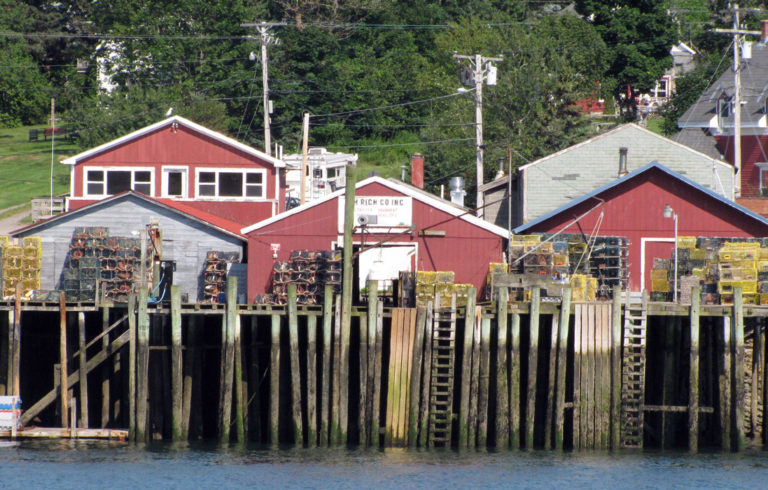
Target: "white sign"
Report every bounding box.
[338,196,412,233]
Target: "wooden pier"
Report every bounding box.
[0,280,765,450]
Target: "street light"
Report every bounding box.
[663,204,678,302]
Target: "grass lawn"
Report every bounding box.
[0,125,77,210]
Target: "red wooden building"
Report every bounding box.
[241,176,509,301]
[513,162,768,292]
[62,116,286,225]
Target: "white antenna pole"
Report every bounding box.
[733,5,742,197]
[50,97,55,216]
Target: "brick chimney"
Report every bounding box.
[762,20,768,43]
[411,153,424,189]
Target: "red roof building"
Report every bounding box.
[514,162,768,292]
[62,116,286,226]
[241,176,509,302]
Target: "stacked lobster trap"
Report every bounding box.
[203,251,241,303]
[1,236,43,298]
[259,250,342,305]
[60,227,150,302]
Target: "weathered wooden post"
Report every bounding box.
[338,160,356,446]
[77,311,88,428]
[496,287,510,448]
[477,313,491,447]
[419,300,434,447]
[101,304,111,428]
[234,309,245,443]
[218,277,237,443]
[526,287,541,449]
[181,314,197,440]
[509,311,521,449]
[170,286,183,441]
[555,287,571,450]
[269,311,280,446]
[733,286,745,451]
[371,296,384,447]
[409,305,427,447]
[458,288,477,447]
[59,292,69,429]
[287,283,304,446]
[689,285,701,452]
[610,285,621,449]
[545,310,559,450]
[136,288,150,442]
[307,313,318,447]
[320,285,333,446]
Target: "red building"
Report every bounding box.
[513,162,768,292]
[241,176,509,301]
[62,116,286,225]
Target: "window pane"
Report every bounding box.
[245,185,263,197]
[87,170,104,182]
[199,172,215,183]
[167,172,182,196]
[87,183,104,195]
[134,171,151,182]
[219,172,243,197]
[134,183,151,195]
[246,173,263,183]
[199,184,215,196]
[106,171,131,194]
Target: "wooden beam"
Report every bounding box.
[234,311,245,443]
[555,288,571,450]
[307,313,318,447]
[59,292,69,429]
[320,285,332,446]
[458,288,476,447]
[287,283,304,446]
[509,312,521,450]
[101,305,110,428]
[526,287,541,449]
[170,286,183,441]
[218,277,237,443]
[136,288,150,442]
[409,305,427,447]
[496,287,510,448]
[610,285,621,449]
[269,312,280,446]
[78,311,89,429]
[733,287,745,451]
[689,286,701,452]
[128,294,136,441]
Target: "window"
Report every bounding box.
[84,168,154,197]
[758,163,768,197]
[195,169,265,199]
[718,97,731,118]
[162,167,188,198]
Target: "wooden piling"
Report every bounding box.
[331,294,342,445]
[371,297,384,447]
[366,281,379,447]
[170,286,183,441]
[555,288,571,450]
[477,315,491,447]
[545,311,559,449]
[733,286,745,451]
[409,306,427,447]
[526,287,541,449]
[136,288,149,442]
[10,283,21,397]
[77,311,89,428]
[269,312,280,446]
[307,313,318,447]
[218,277,237,443]
[610,285,621,449]
[496,287,510,448]
[468,306,482,447]
[721,314,732,451]
[101,305,110,428]
[689,286,701,452]
[419,300,434,447]
[320,285,332,446]
[573,302,582,449]
[59,292,69,429]
[234,311,245,443]
[458,288,477,447]
[127,294,136,440]
[509,312,521,450]
[287,283,304,446]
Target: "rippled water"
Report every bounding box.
[0,440,766,489]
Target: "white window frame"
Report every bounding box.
[161,166,189,198]
[757,162,768,197]
[194,168,267,200]
[83,166,155,197]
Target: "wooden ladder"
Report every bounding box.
[620,291,648,448]
[428,294,457,447]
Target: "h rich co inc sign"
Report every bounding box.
[338,196,412,232]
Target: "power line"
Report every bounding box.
[327,137,474,149]
[311,89,474,119]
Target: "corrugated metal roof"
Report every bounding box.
[61,116,284,168]
[514,161,768,234]
[11,191,246,240]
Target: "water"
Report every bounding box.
[0,440,766,489]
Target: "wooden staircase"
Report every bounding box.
[620,291,648,448]
[428,294,457,447]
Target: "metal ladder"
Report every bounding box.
[620,291,648,448]
[428,294,457,447]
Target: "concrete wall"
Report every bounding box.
[15,197,244,301]
[520,124,735,225]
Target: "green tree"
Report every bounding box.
[575,0,677,98]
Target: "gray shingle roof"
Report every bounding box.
[673,127,725,160]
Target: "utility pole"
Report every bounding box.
[453,53,502,217]
[300,113,310,205]
[50,97,55,216]
[713,4,762,197]
[242,21,286,156]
